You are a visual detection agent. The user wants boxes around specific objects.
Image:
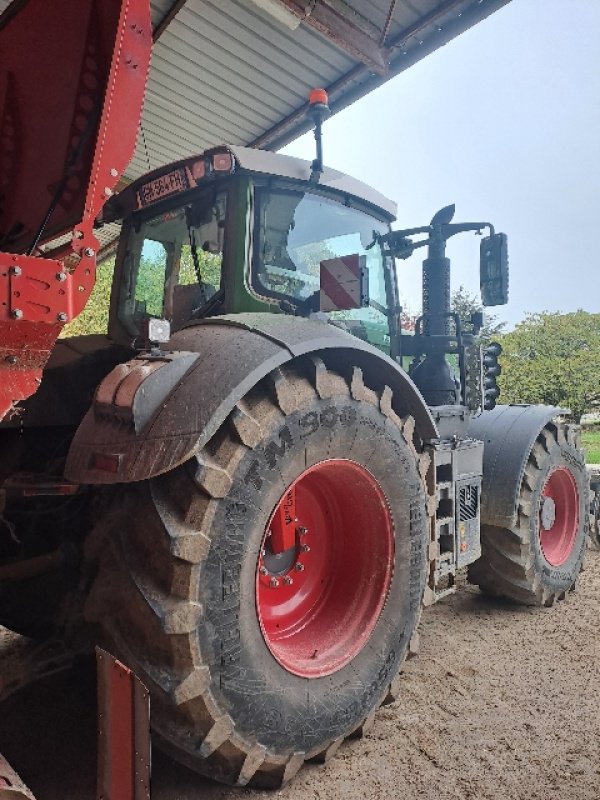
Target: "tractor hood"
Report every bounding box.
[0,0,151,254]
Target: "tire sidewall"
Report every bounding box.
[198,391,427,754]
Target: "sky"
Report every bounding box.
[282,0,600,328]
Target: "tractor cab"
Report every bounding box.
[103,145,400,354]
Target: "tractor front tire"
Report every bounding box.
[84,358,429,787]
[468,423,588,605]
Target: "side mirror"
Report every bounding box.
[319,255,369,312]
[480,233,509,306]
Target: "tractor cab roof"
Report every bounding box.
[102,144,397,225]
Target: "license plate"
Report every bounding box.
[137,168,189,207]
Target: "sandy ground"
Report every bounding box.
[1,552,599,800]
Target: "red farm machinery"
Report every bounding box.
[0,0,597,794]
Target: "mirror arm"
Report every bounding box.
[374,221,495,261]
[443,221,495,240]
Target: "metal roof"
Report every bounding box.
[0,0,510,172]
[1,0,510,249]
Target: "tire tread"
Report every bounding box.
[86,355,428,786]
[468,424,587,605]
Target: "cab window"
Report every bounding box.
[118,189,227,335]
[251,188,392,348]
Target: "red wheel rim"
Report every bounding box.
[256,459,395,678]
[539,467,579,566]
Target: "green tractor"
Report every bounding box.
[0,98,589,787]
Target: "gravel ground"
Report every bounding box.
[1,552,599,800]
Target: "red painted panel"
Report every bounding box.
[319,254,363,312]
[0,0,151,254]
[96,648,150,800]
[0,0,152,422]
[109,662,135,798]
[0,0,119,253]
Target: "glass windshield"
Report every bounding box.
[118,188,227,335]
[252,188,392,345]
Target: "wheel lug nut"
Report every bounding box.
[284,576,293,585]
[302,544,310,553]
[259,566,267,575]
[295,562,304,572]
[270,577,280,588]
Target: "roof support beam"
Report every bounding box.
[273,1,389,74]
[153,0,187,41]
[252,0,511,151]
[380,0,397,45]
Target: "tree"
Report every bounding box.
[61,257,115,337]
[60,247,221,338]
[451,285,506,342]
[179,245,222,289]
[498,311,600,421]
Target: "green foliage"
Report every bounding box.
[60,246,222,339]
[451,285,506,342]
[136,251,168,318]
[498,311,600,422]
[60,258,114,337]
[179,246,222,289]
[582,426,600,464]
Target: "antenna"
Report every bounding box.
[308,88,331,182]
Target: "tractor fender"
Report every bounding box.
[65,313,437,484]
[467,403,569,529]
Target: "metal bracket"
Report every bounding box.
[1,254,76,324]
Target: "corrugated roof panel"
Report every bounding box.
[149,55,276,127]
[150,2,355,118]
[188,2,352,88]
[144,91,253,144]
[334,0,423,39]
[1,0,511,256]
[249,0,511,150]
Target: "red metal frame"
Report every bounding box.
[96,648,151,800]
[0,0,152,421]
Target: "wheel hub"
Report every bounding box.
[258,528,309,588]
[261,541,298,576]
[538,467,579,566]
[256,459,395,678]
[539,495,556,531]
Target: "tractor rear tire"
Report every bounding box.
[468,423,588,605]
[84,357,429,787]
